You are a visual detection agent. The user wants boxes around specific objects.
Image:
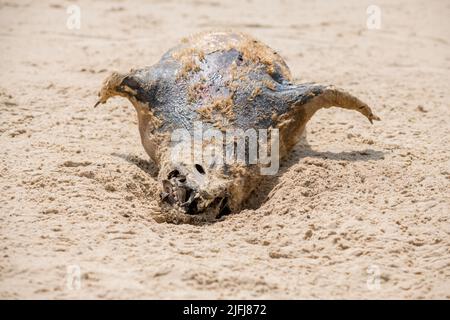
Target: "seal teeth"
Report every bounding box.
[176,187,186,203]
[162,179,173,193]
[161,179,177,205]
[160,168,227,216]
[160,192,169,200]
[160,190,176,205]
[180,191,197,207]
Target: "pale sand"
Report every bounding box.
[0,0,449,299]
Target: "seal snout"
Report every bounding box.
[159,165,231,218]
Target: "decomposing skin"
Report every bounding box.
[95,31,380,221]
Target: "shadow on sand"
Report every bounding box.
[112,152,159,178]
[243,139,385,210]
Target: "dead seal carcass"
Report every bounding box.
[95,31,380,220]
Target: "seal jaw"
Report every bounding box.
[159,163,232,218]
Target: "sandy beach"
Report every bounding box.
[0,0,449,299]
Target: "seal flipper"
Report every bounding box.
[278,83,380,124]
[274,83,380,155]
[94,70,155,108]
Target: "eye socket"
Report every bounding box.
[195,164,205,175]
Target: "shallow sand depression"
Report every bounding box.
[0,0,449,299]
